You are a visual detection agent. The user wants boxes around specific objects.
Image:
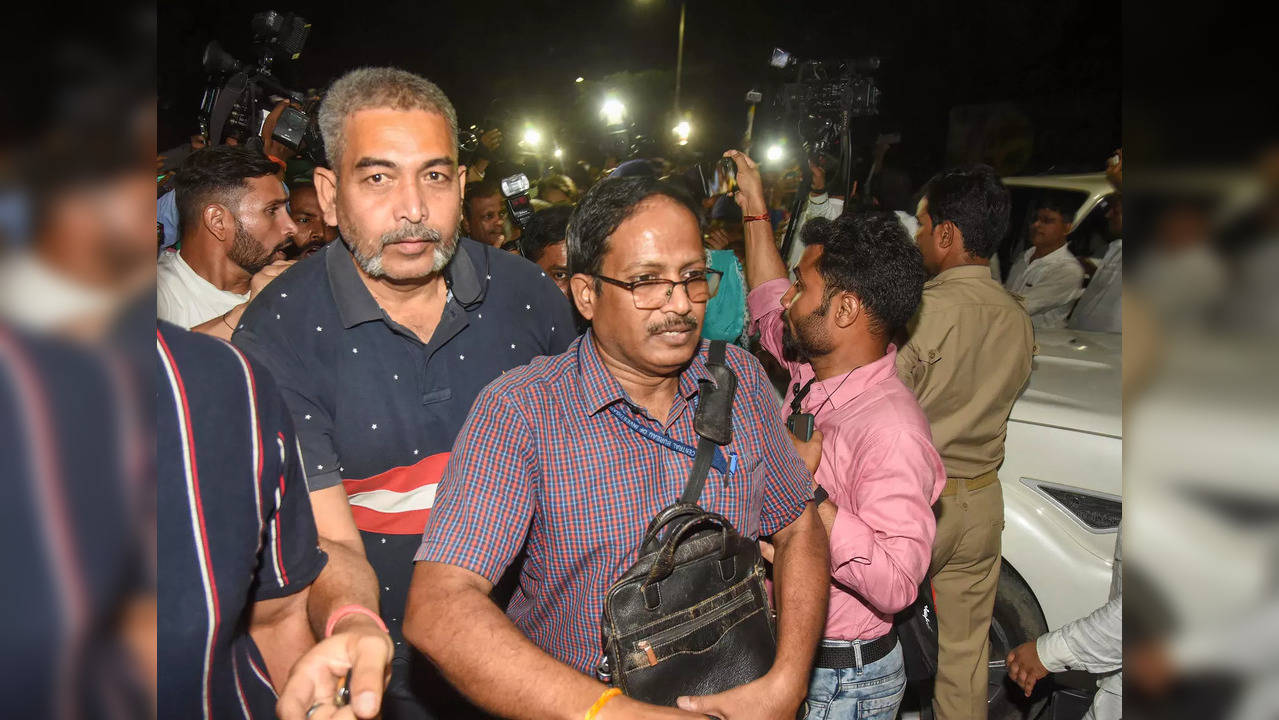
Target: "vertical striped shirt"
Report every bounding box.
[158,322,327,719]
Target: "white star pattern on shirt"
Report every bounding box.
[280,292,288,298]
[413,449,419,455]
[393,374,399,380]
[540,272,546,277]
[371,424,378,430]
[275,314,280,320]
[459,354,465,360]
[316,326,322,332]
[510,343,516,349]
[551,326,556,332]
[525,304,531,310]
[478,313,483,319]
[352,347,359,354]
[317,464,323,470]
[486,274,491,280]
[304,414,311,420]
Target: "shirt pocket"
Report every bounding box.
[910,345,944,388]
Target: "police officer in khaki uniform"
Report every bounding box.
[896,166,1034,720]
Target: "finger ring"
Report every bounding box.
[306,702,326,718]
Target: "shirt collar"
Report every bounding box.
[575,330,714,416]
[1023,243,1072,263]
[325,238,489,329]
[803,345,899,413]
[925,264,994,288]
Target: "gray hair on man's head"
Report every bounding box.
[317,67,458,172]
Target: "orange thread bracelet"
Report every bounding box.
[585,688,622,720]
[743,213,769,223]
[324,605,388,638]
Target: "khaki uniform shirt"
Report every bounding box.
[895,265,1034,480]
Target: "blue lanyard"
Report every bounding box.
[608,404,737,478]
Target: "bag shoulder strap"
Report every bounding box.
[680,341,732,505]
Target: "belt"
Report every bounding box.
[939,468,999,497]
[814,630,897,669]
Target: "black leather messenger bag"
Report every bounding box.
[598,341,777,706]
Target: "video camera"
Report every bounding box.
[766,48,882,260]
[197,11,327,165]
[769,48,881,159]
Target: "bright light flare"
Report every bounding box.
[522,127,543,147]
[553,147,564,159]
[575,76,584,83]
[673,120,691,142]
[766,144,785,163]
[601,98,626,126]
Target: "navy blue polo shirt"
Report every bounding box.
[157,321,327,719]
[232,237,574,650]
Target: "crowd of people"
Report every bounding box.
[156,66,1124,720]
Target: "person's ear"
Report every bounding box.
[570,273,597,320]
[203,203,230,243]
[937,220,955,251]
[313,166,339,227]
[834,292,860,329]
[1064,221,1074,235]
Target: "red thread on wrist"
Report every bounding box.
[743,213,769,223]
[324,605,388,638]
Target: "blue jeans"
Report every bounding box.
[802,640,906,720]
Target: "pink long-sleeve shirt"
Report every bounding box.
[749,278,946,641]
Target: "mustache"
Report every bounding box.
[647,314,698,335]
[379,221,444,247]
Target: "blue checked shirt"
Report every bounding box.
[415,331,811,674]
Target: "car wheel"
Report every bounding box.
[988,561,1051,720]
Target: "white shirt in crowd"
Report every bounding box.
[156,249,248,329]
[1005,243,1085,329]
[784,192,920,270]
[0,251,117,331]
[1069,239,1122,333]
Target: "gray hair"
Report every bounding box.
[317,67,458,171]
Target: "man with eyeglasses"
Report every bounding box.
[406,175,830,720]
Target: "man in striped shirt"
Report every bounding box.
[157,322,392,719]
[407,176,830,719]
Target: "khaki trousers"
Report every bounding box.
[929,476,1004,720]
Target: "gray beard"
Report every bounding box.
[347,221,459,279]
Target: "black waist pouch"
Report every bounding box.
[598,341,777,706]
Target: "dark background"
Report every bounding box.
[158,0,1120,186]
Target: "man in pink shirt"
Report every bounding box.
[727,149,946,720]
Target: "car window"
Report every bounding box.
[996,187,1091,283]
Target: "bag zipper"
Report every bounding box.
[634,584,758,653]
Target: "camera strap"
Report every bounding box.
[789,378,816,414]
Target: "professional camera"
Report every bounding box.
[197,11,327,165]
[765,48,883,259]
[769,48,881,158]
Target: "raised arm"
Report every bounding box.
[724,150,789,289]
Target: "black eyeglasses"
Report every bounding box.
[594,269,723,310]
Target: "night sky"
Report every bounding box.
[159,0,1119,185]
